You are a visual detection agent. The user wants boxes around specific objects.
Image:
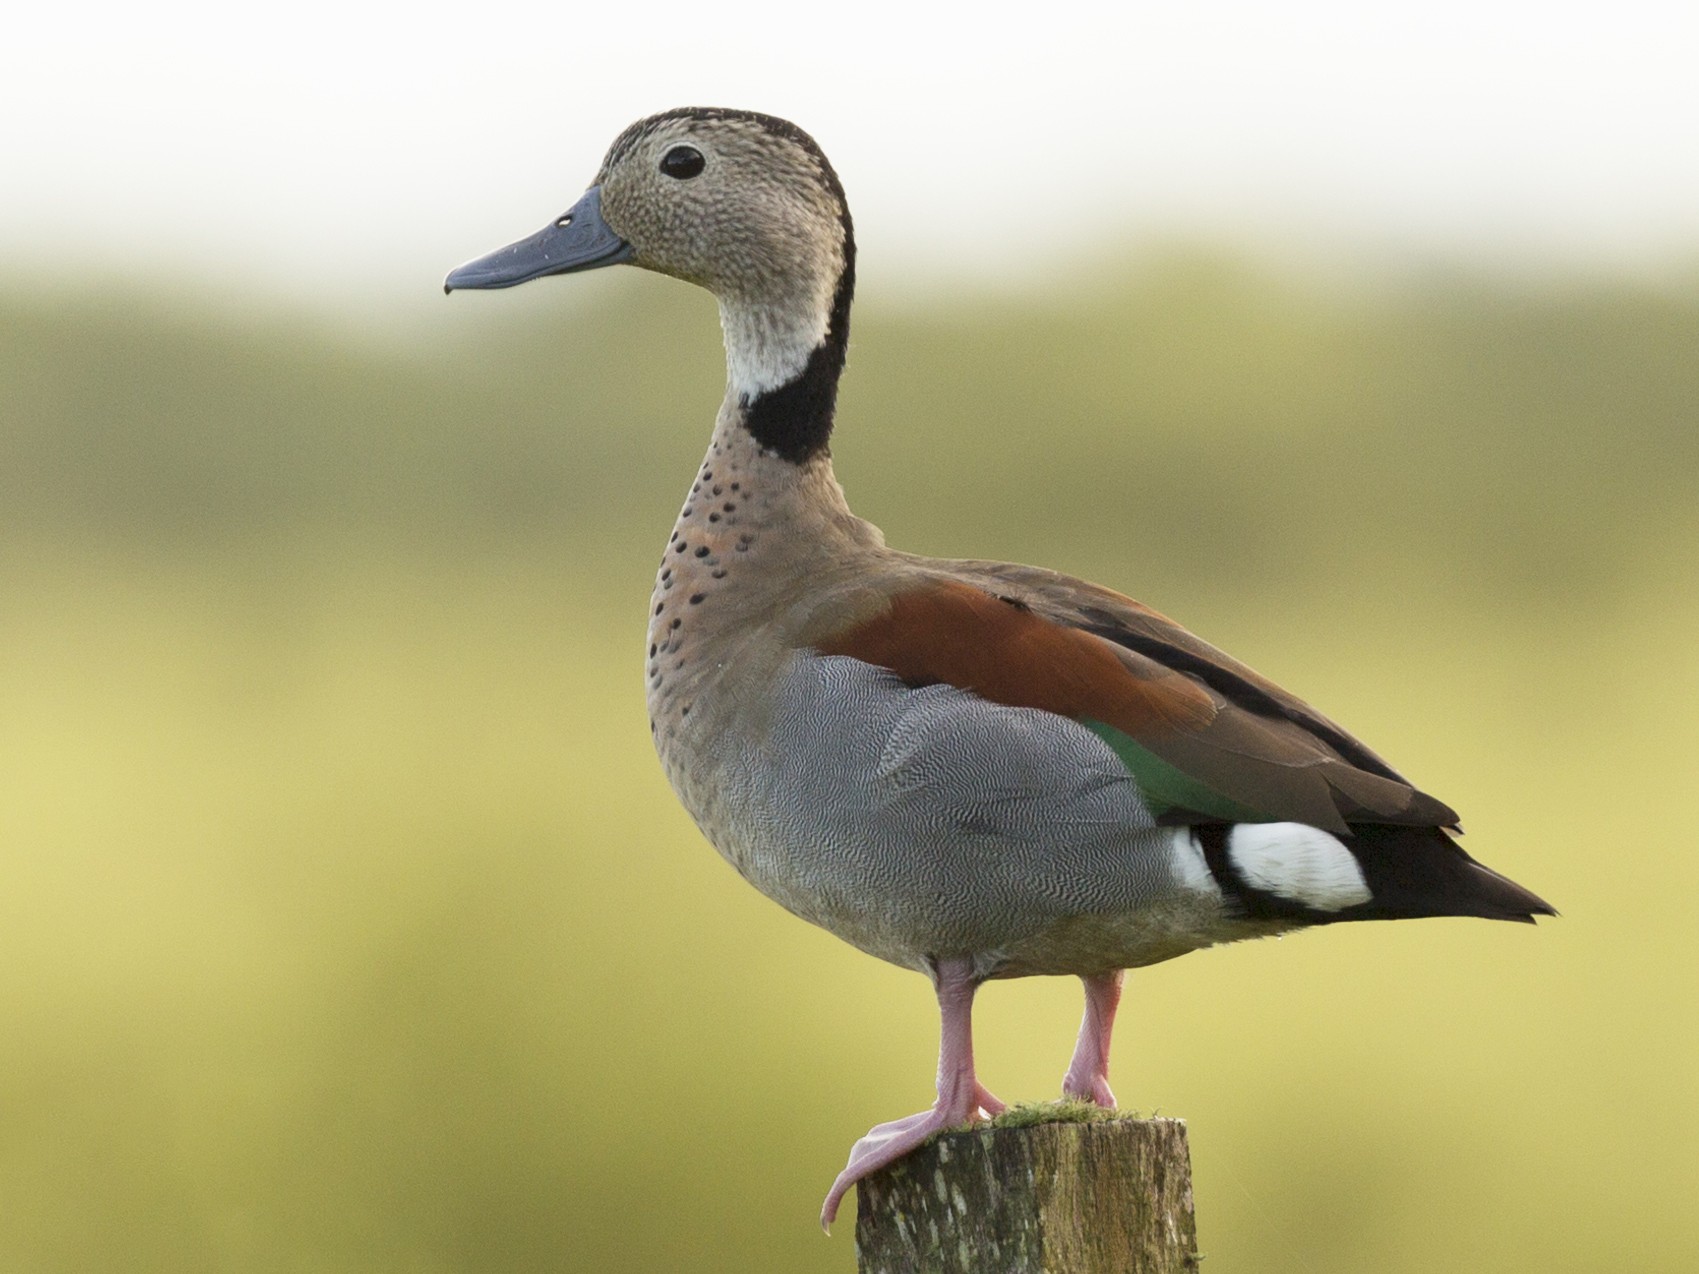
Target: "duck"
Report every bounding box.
[444,106,1554,1229]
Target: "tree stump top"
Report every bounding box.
[854,1113,1198,1274]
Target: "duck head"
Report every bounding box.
[447,108,856,458]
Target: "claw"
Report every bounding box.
[821,1101,973,1228]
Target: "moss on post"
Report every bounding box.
[854,1113,1199,1274]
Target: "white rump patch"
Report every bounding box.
[1170,827,1223,899]
[1228,823,1372,911]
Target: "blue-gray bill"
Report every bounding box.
[443,186,633,293]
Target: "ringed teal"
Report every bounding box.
[446,107,1554,1228]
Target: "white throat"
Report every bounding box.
[717,279,836,401]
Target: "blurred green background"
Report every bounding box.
[3,252,1696,1272]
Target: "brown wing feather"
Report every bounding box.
[815,578,1216,731]
[814,569,1458,836]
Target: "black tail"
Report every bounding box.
[1335,823,1556,924]
[1195,821,1556,926]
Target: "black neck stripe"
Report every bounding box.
[740,242,854,464]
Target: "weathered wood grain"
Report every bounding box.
[855,1117,1198,1273]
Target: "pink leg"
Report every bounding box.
[1061,970,1124,1107]
[820,957,1002,1229]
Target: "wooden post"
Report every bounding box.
[854,1116,1199,1274]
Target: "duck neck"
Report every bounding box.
[717,230,855,466]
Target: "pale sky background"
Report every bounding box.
[6,0,1698,313]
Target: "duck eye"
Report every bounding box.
[660,145,705,180]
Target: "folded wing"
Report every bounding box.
[813,568,1458,837]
